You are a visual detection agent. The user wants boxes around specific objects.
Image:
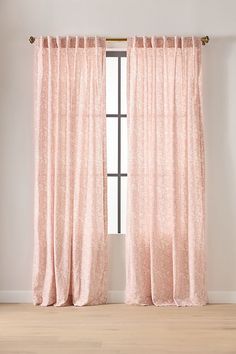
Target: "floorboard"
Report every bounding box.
[0,304,236,354]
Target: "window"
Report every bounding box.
[106,51,127,234]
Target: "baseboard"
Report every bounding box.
[0,290,125,304]
[0,291,32,303]
[0,291,236,304]
[107,290,125,303]
[207,291,236,303]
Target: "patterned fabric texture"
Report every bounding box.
[33,36,108,306]
[125,37,207,306]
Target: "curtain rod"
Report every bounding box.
[29,36,210,45]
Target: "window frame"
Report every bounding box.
[106,51,127,235]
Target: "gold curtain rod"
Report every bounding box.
[29,35,209,45]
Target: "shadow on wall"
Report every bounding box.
[203,36,236,291]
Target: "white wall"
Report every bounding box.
[0,0,236,302]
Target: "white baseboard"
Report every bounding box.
[0,290,125,304]
[0,291,32,303]
[207,291,236,303]
[0,290,236,304]
[107,290,125,303]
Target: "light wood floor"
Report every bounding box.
[0,304,236,354]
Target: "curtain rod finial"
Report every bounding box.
[29,36,35,44]
[201,36,209,45]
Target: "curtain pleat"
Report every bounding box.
[33,36,107,306]
[126,36,207,306]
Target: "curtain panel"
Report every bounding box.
[33,36,107,306]
[126,37,207,306]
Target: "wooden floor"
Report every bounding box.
[0,304,236,354]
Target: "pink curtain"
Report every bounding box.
[126,37,207,306]
[33,36,107,306]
